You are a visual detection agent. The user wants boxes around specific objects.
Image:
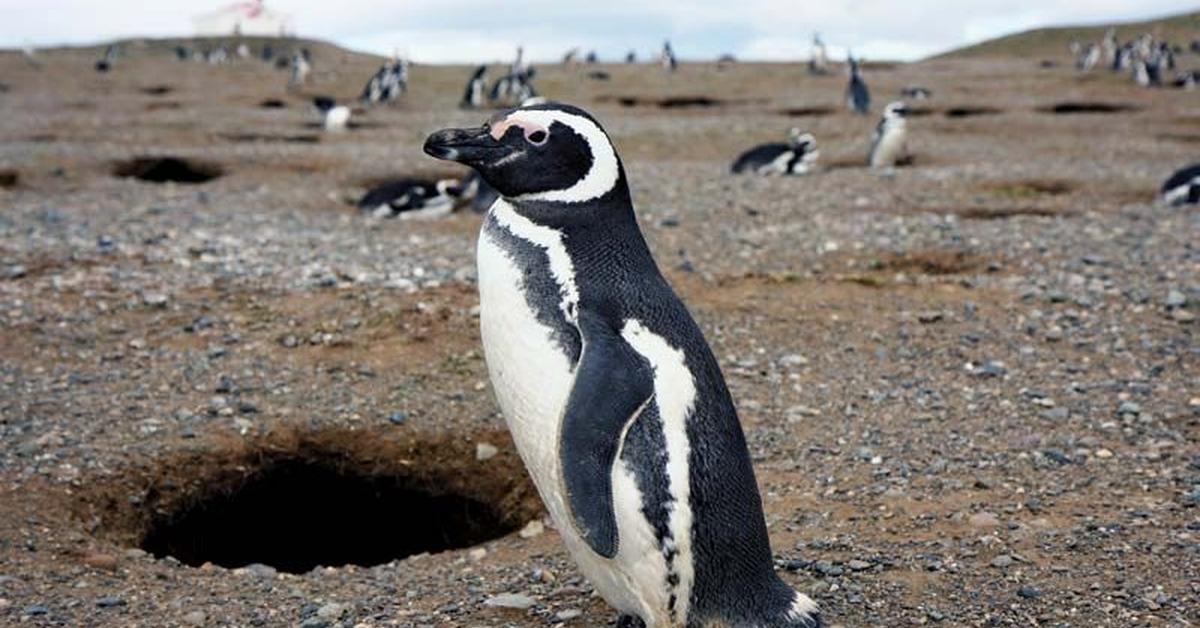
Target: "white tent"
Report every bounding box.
[193,1,292,37]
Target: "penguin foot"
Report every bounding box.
[615,614,646,628]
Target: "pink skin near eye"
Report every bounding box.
[489,117,550,145]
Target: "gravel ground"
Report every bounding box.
[0,41,1197,627]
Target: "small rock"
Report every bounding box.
[555,609,583,622]
[468,548,487,562]
[969,512,1001,528]
[483,593,536,610]
[299,618,330,628]
[387,412,408,425]
[1094,448,1113,459]
[82,552,119,570]
[23,605,49,616]
[4,265,26,280]
[1017,585,1043,599]
[779,354,809,367]
[1116,401,1140,416]
[183,610,207,625]
[991,554,1014,568]
[142,292,169,308]
[847,559,873,571]
[96,596,126,608]
[475,442,499,461]
[1165,290,1187,308]
[518,520,545,539]
[317,603,346,620]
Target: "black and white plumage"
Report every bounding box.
[1160,163,1200,206]
[808,34,828,75]
[489,67,538,106]
[313,97,351,131]
[461,65,488,109]
[357,178,465,219]
[288,49,311,89]
[845,55,870,115]
[95,44,117,73]
[731,128,819,175]
[662,40,678,72]
[423,102,822,628]
[361,58,408,105]
[868,101,909,168]
[900,86,932,100]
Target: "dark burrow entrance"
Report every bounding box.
[82,428,540,574]
[112,156,224,184]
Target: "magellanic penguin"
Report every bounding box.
[845,55,870,115]
[423,102,822,628]
[461,65,488,109]
[357,178,465,219]
[1160,163,1200,206]
[313,97,351,131]
[868,101,909,168]
[731,128,819,175]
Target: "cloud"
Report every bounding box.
[1,0,1195,62]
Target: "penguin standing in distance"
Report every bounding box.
[731,128,820,175]
[1160,163,1200,206]
[662,40,678,72]
[462,65,488,109]
[868,101,910,168]
[289,49,311,89]
[313,97,351,131]
[845,54,870,115]
[95,44,118,73]
[808,33,828,75]
[423,102,822,628]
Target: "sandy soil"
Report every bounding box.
[0,40,1197,627]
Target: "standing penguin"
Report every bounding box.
[808,33,828,75]
[662,40,678,72]
[423,102,822,628]
[845,54,870,115]
[462,65,488,109]
[868,101,909,168]
[289,49,311,89]
[731,128,820,175]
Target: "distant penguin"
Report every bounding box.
[424,101,822,628]
[1160,163,1200,206]
[731,128,819,175]
[174,45,190,61]
[846,55,870,115]
[461,65,488,109]
[357,178,465,219]
[236,43,250,59]
[868,101,909,168]
[95,44,117,73]
[808,33,828,75]
[289,49,311,89]
[900,86,932,100]
[625,50,637,64]
[313,97,351,131]
[1173,71,1198,90]
[662,40,678,72]
[1077,44,1100,72]
[585,50,599,64]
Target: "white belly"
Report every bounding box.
[477,226,674,625]
[871,127,906,167]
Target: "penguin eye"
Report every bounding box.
[526,129,548,145]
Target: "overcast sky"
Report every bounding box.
[2,1,1195,62]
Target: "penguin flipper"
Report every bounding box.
[560,311,654,559]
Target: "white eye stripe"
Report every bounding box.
[506,110,620,204]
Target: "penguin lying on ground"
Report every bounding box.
[900,86,932,100]
[1160,163,1200,206]
[357,178,466,219]
[868,101,909,168]
[313,97,351,131]
[424,102,822,628]
[731,128,819,175]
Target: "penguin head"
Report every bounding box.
[424,102,622,203]
[313,96,336,112]
[883,101,909,120]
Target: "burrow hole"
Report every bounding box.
[89,429,539,574]
[112,156,224,184]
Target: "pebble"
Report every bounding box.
[1116,401,1140,416]
[969,512,1000,528]
[1017,585,1043,599]
[82,552,119,570]
[299,618,330,628]
[518,520,545,539]
[4,264,26,280]
[183,610,207,625]
[991,555,1014,568]
[317,603,346,620]
[23,604,49,616]
[1094,448,1113,459]
[555,608,583,621]
[95,596,126,608]
[1165,290,1186,308]
[483,593,536,610]
[388,411,408,425]
[475,442,499,461]
[847,559,873,571]
[142,292,170,308]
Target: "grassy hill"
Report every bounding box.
[933,9,1200,59]
[3,36,385,66]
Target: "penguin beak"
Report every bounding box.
[423,126,509,167]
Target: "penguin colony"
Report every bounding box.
[425,102,822,628]
[1071,28,1193,89]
